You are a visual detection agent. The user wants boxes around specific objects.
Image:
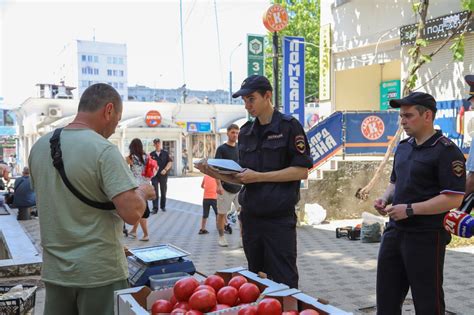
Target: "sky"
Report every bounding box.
[0,0,271,106]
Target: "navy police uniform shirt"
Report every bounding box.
[150,150,173,177]
[238,110,313,218]
[390,130,466,230]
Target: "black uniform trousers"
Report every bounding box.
[151,175,168,210]
[241,210,298,289]
[376,226,450,315]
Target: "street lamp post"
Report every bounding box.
[229,42,242,104]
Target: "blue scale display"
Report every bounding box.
[127,244,195,287]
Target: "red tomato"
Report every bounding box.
[185,311,203,315]
[174,277,199,301]
[173,301,190,310]
[210,304,231,311]
[238,283,260,303]
[282,311,299,315]
[217,286,239,306]
[193,284,216,294]
[238,305,258,315]
[257,298,282,315]
[204,275,225,292]
[171,308,187,314]
[229,275,248,290]
[151,299,173,314]
[170,295,177,306]
[299,310,320,315]
[188,289,217,312]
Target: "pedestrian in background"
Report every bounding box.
[214,124,241,247]
[126,138,152,241]
[199,174,218,235]
[182,149,189,175]
[150,138,173,212]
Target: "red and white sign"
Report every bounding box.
[263,4,289,32]
[361,115,385,140]
[145,110,162,127]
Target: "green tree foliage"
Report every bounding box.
[264,0,320,105]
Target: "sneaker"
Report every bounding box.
[218,236,228,247]
[198,229,209,235]
[151,208,158,214]
[224,224,233,234]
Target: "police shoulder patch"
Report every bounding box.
[452,160,465,177]
[295,135,306,153]
[439,136,454,147]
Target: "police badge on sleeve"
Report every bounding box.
[295,135,306,154]
[452,160,465,177]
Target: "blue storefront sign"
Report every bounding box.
[282,36,305,126]
[345,112,399,154]
[306,111,343,169]
[434,99,469,153]
[187,122,212,133]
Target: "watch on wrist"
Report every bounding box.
[406,203,414,217]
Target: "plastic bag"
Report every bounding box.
[361,211,384,243]
[304,203,327,225]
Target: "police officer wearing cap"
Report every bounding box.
[464,75,474,194]
[374,92,465,314]
[196,75,312,288]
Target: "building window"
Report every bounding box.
[108,82,113,85]
[113,57,117,64]
[81,80,88,87]
[107,69,112,76]
[94,56,98,63]
[119,70,124,77]
[118,57,124,64]
[81,55,87,62]
[87,55,93,62]
[93,68,99,75]
[113,82,119,88]
[119,82,124,89]
[82,67,87,74]
[107,56,112,64]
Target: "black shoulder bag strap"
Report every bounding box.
[49,128,115,210]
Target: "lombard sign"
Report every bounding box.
[400,11,474,46]
[319,24,331,101]
[306,111,343,170]
[283,36,305,125]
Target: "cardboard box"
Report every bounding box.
[261,289,353,314]
[115,268,287,315]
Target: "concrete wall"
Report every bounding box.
[300,160,393,219]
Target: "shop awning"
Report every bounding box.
[218,117,248,133]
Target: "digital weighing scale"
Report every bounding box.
[127,244,196,287]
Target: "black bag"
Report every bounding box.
[5,193,13,205]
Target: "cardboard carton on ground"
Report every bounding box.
[292,292,353,315]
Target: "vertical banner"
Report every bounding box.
[319,24,331,101]
[247,34,265,76]
[306,111,343,170]
[283,36,305,125]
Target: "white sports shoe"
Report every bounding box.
[218,235,228,247]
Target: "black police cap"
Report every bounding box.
[465,75,474,101]
[232,75,273,98]
[389,92,437,112]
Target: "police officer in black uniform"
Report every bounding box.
[196,75,312,288]
[374,92,465,315]
[150,138,173,213]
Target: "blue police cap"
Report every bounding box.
[232,75,273,98]
[389,92,437,112]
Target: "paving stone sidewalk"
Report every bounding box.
[14,176,474,314]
